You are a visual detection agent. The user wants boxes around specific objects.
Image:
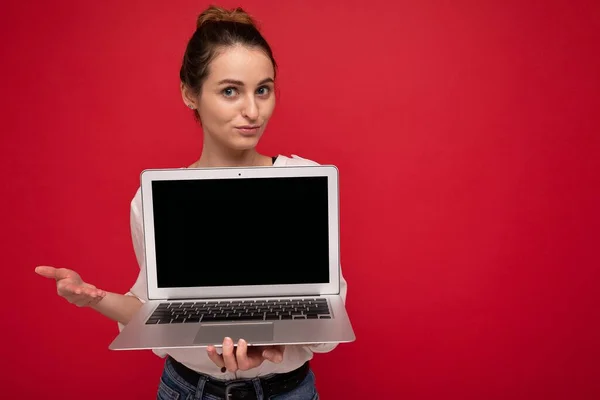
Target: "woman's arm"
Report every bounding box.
[91,292,143,325]
[35,266,143,326]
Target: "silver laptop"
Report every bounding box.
[109,164,355,350]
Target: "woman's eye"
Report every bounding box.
[256,86,270,96]
[222,87,237,97]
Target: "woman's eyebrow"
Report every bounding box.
[217,77,274,86]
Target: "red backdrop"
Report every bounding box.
[3,0,599,398]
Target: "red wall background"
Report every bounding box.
[3,0,599,398]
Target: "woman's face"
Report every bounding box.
[185,45,276,151]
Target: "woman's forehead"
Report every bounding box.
[206,46,275,83]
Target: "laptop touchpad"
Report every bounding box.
[194,323,274,345]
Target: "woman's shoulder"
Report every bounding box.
[131,186,142,213]
[274,154,321,167]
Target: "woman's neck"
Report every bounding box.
[190,146,272,168]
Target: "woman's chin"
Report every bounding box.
[228,135,262,150]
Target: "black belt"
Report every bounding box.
[167,356,309,400]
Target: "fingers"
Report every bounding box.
[236,339,252,370]
[206,339,283,373]
[262,345,284,363]
[53,268,74,280]
[35,266,73,281]
[37,265,104,308]
[35,266,57,279]
[206,345,225,370]
[57,279,78,296]
[222,337,238,372]
[57,280,104,297]
[57,280,106,307]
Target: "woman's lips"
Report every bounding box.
[235,125,261,135]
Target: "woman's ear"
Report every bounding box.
[180,82,197,110]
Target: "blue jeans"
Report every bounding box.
[157,357,319,400]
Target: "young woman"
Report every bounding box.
[36,6,347,400]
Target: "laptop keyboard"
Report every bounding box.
[145,298,331,325]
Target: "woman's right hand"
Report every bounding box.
[35,266,106,307]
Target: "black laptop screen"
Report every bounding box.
[150,176,331,288]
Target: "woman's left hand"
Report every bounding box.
[207,337,284,373]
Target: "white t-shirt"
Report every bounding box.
[118,154,348,379]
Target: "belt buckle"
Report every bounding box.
[223,381,252,399]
